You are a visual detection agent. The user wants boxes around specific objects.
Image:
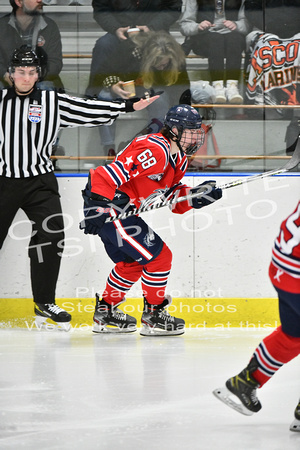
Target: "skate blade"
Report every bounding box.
[140,325,185,336]
[290,418,300,432]
[92,322,136,334]
[212,386,254,416]
[34,316,71,332]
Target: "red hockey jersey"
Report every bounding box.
[90,133,193,215]
[269,201,300,294]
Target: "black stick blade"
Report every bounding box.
[284,137,300,170]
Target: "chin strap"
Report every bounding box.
[169,128,185,153]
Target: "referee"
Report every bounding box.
[0,45,158,330]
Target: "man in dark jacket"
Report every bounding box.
[0,0,63,89]
[92,0,182,37]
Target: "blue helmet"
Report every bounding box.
[163,104,204,155]
[164,104,202,131]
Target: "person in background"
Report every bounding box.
[244,0,300,149]
[86,30,191,160]
[92,0,182,41]
[244,0,300,38]
[213,200,300,432]
[0,0,64,90]
[88,0,183,160]
[0,45,158,331]
[179,0,250,104]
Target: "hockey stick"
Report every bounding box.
[105,138,300,223]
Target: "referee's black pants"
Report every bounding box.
[0,172,64,304]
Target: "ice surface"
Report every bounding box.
[0,328,299,449]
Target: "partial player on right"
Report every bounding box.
[291,399,300,432]
[213,200,300,431]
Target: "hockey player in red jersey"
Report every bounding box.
[80,104,222,336]
[213,200,300,431]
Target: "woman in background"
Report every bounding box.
[86,30,191,159]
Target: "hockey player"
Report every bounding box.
[0,45,158,331]
[213,200,300,432]
[80,104,223,336]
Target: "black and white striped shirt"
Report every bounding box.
[0,87,129,178]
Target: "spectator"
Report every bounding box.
[92,0,182,38]
[243,0,300,136]
[91,0,182,82]
[179,0,250,103]
[86,30,191,159]
[0,0,64,90]
[244,0,300,38]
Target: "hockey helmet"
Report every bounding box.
[164,104,202,130]
[164,104,204,155]
[9,45,41,77]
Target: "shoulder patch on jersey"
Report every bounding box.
[147,173,164,181]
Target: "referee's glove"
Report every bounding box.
[190,180,222,209]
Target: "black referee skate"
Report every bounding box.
[140,296,185,336]
[34,303,72,331]
[92,294,137,333]
[290,399,300,432]
[213,356,262,416]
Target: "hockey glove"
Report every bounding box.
[190,180,222,209]
[79,185,112,235]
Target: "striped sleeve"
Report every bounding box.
[57,93,127,128]
[271,243,300,278]
[269,201,300,293]
[169,150,191,215]
[271,201,300,278]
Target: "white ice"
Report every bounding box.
[0,328,299,450]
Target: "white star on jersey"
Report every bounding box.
[125,156,133,166]
[274,269,284,282]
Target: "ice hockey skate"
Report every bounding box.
[290,399,300,432]
[140,295,185,336]
[34,303,72,331]
[92,294,137,333]
[213,357,262,416]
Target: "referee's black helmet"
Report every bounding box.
[8,45,41,77]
